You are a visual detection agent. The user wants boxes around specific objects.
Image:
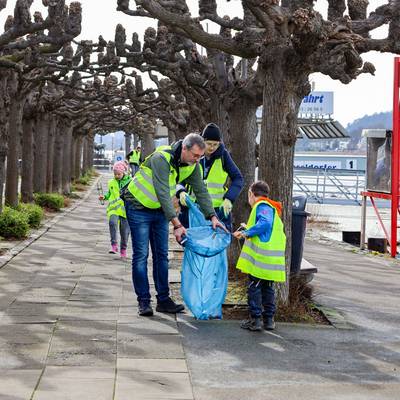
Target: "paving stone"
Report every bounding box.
[42,366,115,380]
[117,358,188,373]
[117,334,185,359]
[0,342,49,368]
[115,371,193,400]
[117,318,179,336]
[53,320,116,342]
[33,377,115,400]
[47,339,116,366]
[0,369,42,399]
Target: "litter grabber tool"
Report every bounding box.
[96,181,105,205]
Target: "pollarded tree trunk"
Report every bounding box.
[71,134,77,181]
[258,66,310,302]
[82,131,94,174]
[168,130,176,144]
[226,99,258,268]
[87,133,94,171]
[73,134,83,179]
[21,118,35,203]
[53,126,64,194]
[46,116,57,193]
[142,133,155,157]
[5,97,24,207]
[33,114,49,193]
[62,122,73,194]
[125,133,131,156]
[133,133,139,148]
[0,76,9,212]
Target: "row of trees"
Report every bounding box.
[115,0,400,295]
[1,0,399,296]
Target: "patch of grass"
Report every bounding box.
[223,277,329,325]
[276,279,329,324]
[34,193,64,211]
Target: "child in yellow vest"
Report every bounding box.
[99,161,131,257]
[233,181,286,331]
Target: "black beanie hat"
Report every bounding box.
[202,123,221,141]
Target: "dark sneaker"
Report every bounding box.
[156,298,185,314]
[263,316,276,331]
[138,302,153,317]
[240,317,262,332]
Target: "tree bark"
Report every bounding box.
[46,116,56,193]
[33,114,49,193]
[125,132,132,156]
[226,99,258,269]
[21,117,35,203]
[142,133,155,157]
[258,65,310,302]
[5,97,23,207]
[62,122,73,194]
[52,123,63,194]
[87,132,94,170]
[73,134,83,179]
[0,75,9,213]
[71,134,77,180]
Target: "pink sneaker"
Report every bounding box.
[120,249,127,258]
[109,244,118,254]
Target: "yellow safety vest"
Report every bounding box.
[236,200,286,282]
[106,178,126,219]
[129,150,141,165]
[188,157,228,208]
[127,146,196,209]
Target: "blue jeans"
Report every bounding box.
[125,204,170,304]
[109,214,130,250]
[248,275,275,318]
[179,206,232,231]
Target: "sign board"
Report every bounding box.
[155,123,168,138]
[299,91,334,116]
[294,160,341,169]
[114,150,125,163]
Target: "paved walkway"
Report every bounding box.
[0,174,193,400]
[1,174,400,399]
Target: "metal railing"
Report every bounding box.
[294,167,365,205]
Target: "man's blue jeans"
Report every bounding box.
[125,204,170,304]
[248,275,275,318]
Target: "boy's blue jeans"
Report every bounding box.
[125,204,170,304]
[248,275,276,319]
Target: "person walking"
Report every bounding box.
[177,123,243,231]
[122,133,226,316]
[126,145,142,175]
[233,180,286,331]
[99,161,132,258]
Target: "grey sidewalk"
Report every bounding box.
[177,240,400,399]
[0,174,193,400]
[2,174,400,400]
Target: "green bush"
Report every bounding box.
[17,203,44,229]
[0,207,30,239]
[76,173,90,185]
[34,193,64,211]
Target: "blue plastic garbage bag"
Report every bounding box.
[181,198,231,320]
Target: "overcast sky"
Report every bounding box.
[0,0,395,126]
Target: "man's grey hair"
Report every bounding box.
[182,133,206,150]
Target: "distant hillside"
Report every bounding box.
[346,111,392,148]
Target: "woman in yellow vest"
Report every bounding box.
[126,146,142,175]
[99,161,131,258]
[178,123,243,231]
[233,181,286,331]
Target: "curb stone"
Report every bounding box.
[0,176,100,270]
